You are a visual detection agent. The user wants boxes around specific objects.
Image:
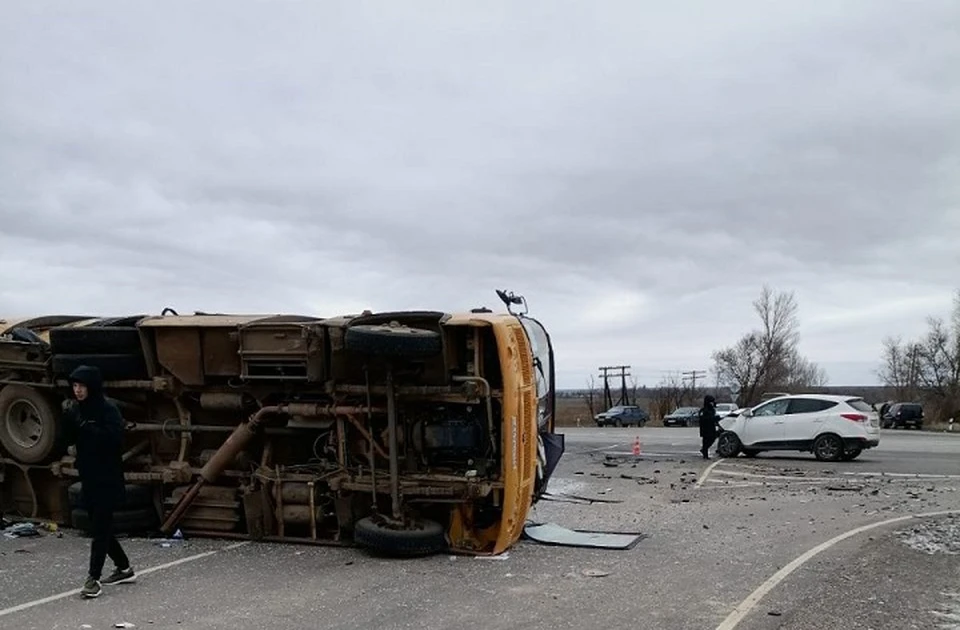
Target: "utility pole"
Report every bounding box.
[682,370,707,402]
[599,365,632,408]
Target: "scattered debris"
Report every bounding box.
[582,568,610,578]
[524,522,646,550]
[897,517,960,556]
[474,553,510,561]
[541,492,624,505]
[2,522,40,538]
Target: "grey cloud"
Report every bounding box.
[1,1,958,387]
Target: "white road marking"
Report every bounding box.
[580,443,621,453]
[699,481,765,489]
[0,541,251,618]
[695,458,724,488]
[714,510,960,630]
[843,472,960,479]
[712,469,846,483]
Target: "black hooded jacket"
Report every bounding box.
[61,365,126,506]
[698,394,721,438]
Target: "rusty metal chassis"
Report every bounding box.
[15,373,505,546]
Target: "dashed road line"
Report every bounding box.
[843,472,960,480]
[695,458,724,488]
[712,469,845,483]
[0,541,251,618]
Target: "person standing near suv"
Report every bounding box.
[62,365,136,598]
[698,394,722,459]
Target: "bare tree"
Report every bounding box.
[877,290,960,423]
[629,375,639,405]
[712,285,827,407]
[783,352,829,391]
[877,336,923,401]
[651,373,685,421]
[583,374,599,418]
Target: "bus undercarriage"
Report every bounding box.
[0,293,563,556]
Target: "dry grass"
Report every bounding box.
[555,397,589,427]
[554,397,668,427]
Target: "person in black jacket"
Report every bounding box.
[62,365,135,598]
[698,394,722,459]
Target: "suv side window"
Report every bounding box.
[753,399,790,416]
[786,398,838,414]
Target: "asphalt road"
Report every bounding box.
[1,427,958,630]
[569,425,960,476]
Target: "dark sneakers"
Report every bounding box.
[81,567,135,598]
[81,578,102,598]
[102,566,136,585]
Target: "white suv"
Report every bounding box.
[716,394,880,461]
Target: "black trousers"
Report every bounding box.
[88,500,130,580]
[701,433,717,454]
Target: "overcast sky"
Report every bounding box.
[1,1,957,389]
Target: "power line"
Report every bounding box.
[682,370,707,390]
[598,365,632,408]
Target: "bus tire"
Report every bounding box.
[0,385,61,464]
[344,324,442,358]
[353,516,447,557]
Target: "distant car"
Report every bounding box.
[882,402,924,429]
[716,394,880,461]
[662,406,701,427]
[595,405,649,428]
[714,403,738,417]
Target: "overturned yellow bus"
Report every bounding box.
[0,290,563,556]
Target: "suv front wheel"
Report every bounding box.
[716,432,741,458]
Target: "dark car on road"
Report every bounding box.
[595,405,649,427]
[662,406,701,427]
[882,402,924,429]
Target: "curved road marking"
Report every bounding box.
[715,509,960,630]
[0,541,251,618]
[695,458,724,488]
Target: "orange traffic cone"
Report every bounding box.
[632,436,641,456]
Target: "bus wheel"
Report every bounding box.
[0,385,60,464]
[353,515,447,557]
[344,323,442,358]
